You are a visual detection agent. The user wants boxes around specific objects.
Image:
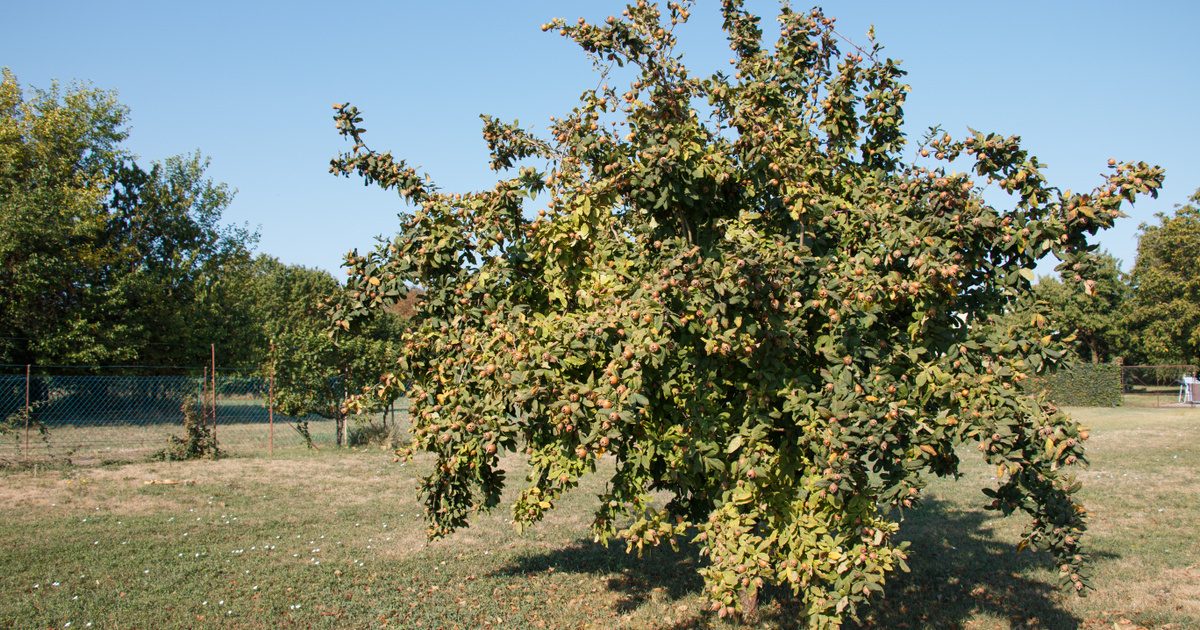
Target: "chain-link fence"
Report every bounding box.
[1121,364,1198,407]
[0,365,406,465]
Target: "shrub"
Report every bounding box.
[1032,363,1123,407]
[348,419,402,448]
[155,396,221,460]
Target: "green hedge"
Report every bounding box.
[1031,362,1123,407]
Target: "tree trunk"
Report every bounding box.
[739,588,759,623]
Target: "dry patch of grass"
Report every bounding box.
[0,405,1196,628]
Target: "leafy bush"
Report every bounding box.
[155,396,221,460]
[348,418,403,448]
[1032,363,1123,407]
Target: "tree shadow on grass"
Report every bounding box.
[847,496,1114,629]
[494,535,705,616]
[494,497,1110,628]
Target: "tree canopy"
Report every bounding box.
[1125,189,1200,365]
[329,2,1163,625]
[233,256,404,442]
[1026,252,1129,364]
[0,69,256,366]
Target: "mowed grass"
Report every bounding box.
[0,406,1196,629]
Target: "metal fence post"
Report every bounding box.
[210,344,217,442]
[24,364,30,461]
[269,343,275,458]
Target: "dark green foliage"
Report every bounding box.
[155,395,221,460]
[1030,253,1130,364]
[0,69,257,366]
[1125,189,1200,365]
[241,256,405,444]
[1031,363,1123,407]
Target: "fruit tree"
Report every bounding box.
[327,2,1163,626]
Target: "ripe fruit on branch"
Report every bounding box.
[330,1,1162,626]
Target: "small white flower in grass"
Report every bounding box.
[33,584,39,589]
[63,622,70,627]
[52,582,60,587]
[202,601,207,606]
[143,570,149,575]
[218,600,224,605]
[92,541,99,546]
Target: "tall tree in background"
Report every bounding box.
[247,256,403,444]
[329,2,1163,624]
[1030,252,1130,364]
[0,69,256,366]
[1126,189,1200,365]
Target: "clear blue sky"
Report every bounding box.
[4,1,1197,275]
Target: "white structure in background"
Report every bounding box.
[1179,375,1200,404]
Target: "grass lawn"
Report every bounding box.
[0,406,1196,628]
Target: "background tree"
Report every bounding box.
[0,69,256,366]
[1125,189,1200,365]
[247,256,403,444]
[1025,252,1130,364]
[329,2,1163,625]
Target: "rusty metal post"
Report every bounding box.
[268,342,275,457]
[210,344,217,441]
[24,364,31,461]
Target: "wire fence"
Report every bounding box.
[1121,364,1199,407]
[0,365,407,466]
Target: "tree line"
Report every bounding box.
[1024,190,1200,367]
[0,69,406,428]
